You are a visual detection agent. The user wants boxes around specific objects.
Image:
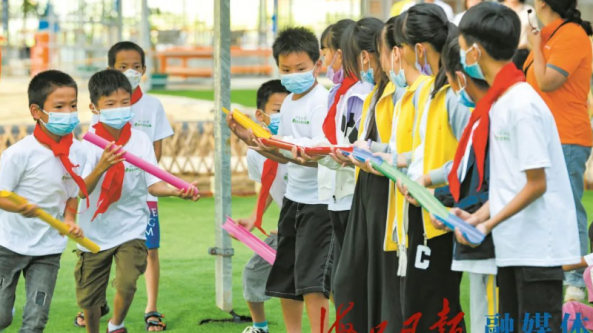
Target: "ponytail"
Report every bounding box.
[432,22,458,98]
[544,0,592,36]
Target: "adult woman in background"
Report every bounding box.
[453,0,485,25]
[525,0,593,303]
[499,0,535,69]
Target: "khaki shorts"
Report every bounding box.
[74,239,147,309]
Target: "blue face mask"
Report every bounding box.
[280,69,316,94]
[460,44,485,80]
[415,47,433,76]
[267,113,281,135]
[389,50,408,88]
[40,109,80,136]
[99,106,135,129]
[456,74,476,108]
[360,54,375,85]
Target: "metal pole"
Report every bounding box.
[383,0,392,20]
[141,0,152,90]
[361,0,369,17]
[116,0,123,41]
[212,0,233,313]
[258,0,267,48]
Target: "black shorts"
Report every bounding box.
[265,198,333,301]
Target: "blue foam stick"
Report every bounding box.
[351,147,384,165]
[435,213,486,245]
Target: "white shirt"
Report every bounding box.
[401,0,455,21]
[92,93,174,201]
[278,84,330,205]
[247,149,288,208]
[489,83,580,267]
[0,135,85,256]
[78,129,161,252]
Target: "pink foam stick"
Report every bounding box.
[83,132,198,194]
[223,217,276,265]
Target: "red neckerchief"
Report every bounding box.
[254,159,278,236]
[33,124,89,208]
[91,122,132,221]
[448,63,525,201]
[323,76,358,144]
[131,87,143,105]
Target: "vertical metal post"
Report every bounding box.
[360,0,370,17]
[213,0,233,312]
[258,0,267,48]
[383,0,392,20]
[2,0,9,48]
[141,0,152,90]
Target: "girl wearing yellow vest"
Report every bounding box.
[331,18,404,333]
[398,4,471,331]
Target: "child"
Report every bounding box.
[0,70,87,332]
[331,17,406,332]
[455,2,580,331]
[76,41,174,331]
[430,34,495,333]
[394,5,471,331]
[76,69,199,333]
[237,79,289,333]
[244,27,333,333]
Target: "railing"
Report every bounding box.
[0,122,255,197]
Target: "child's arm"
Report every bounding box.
[63,197,84,238]
[148,181,200,201]
[153,140,163,163]
[237,191,274,231]
[563,257,589,272]
[79,143,126,198]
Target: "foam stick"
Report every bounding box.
[222,107,272,139]
[223,217,276,265]
[349,147,486,245]
[303,146,353,156]
[83,132,198,194]
[259,138,296,151]
[0,191,101,253]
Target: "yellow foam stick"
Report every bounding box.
[0,191,101,253]
[222,107,272,139]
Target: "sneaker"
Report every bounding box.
[242,327,267,333]
[565,286,586,302]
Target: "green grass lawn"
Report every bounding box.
[5,193,593,332]
[150,89,259,108]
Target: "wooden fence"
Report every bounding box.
[0,122,256,197]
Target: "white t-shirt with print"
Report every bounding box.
[0,135,85,256]
[247,149,287,208]
[489,83,580,267]
[78,129,161,252]
[278,84,330,205]
[91,93,174,202]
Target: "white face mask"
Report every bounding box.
[123,69,142,90]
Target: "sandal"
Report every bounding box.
[106,328,127,333]
[73,304,110,328]
[145,312,167,331]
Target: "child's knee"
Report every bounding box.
[114,274,139,299]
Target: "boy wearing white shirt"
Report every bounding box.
[76,69,198,333]
[0,70,88,333]
[79,41,174,331]
[233,27,332,333]
[455,3,580,331]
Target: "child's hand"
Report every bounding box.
[175,182,200,202]
[97,142,125,173]
[17,203,38,218]
[353,140,370,151]
[252,137,278,152]
[429,214,450,232]
[329,148,353,167]
[373,152,392,166]
[236,216,256,232]
[63,220,84,238]
[395,153,408,168]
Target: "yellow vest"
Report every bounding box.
[411,84,459,240]
[385,76,433,251]
[357,82,397,180]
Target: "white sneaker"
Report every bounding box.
[242,327,267,333]
[565,286,587,302]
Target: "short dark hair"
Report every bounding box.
[88,69,132,105]
[272,27,320,66]
[28,70,78,108]
[459,2,521,61]
[256,79,289,110]
[108,41,146,68]
[442,35,490,90]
